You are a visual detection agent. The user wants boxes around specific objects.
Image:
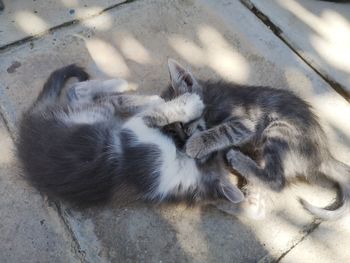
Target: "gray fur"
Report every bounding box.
[17,65,243,206]
[163,59,350,220]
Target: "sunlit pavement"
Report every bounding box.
[0,1,349,262]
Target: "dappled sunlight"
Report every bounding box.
[169,25,249,83]
[278,0,350,73]
[60,0,79,8]
[85,38,130,78]
[282,223,350,263]
[278,0,320,31]
[197,25,249,82]
[75,6,104,18]
[14,11,49,35]
[80,9,112,31]
[2,0,350,261]
[284,67,315,98]
[311,10,350,73]
[117,33,152,64]
[0,131,14,165]
[256,218,300,248]
[311,93,350,162]
[169,35,205,66]
[158,206,209,262]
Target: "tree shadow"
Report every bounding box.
[1,0,350,262]
[255,0,350,92]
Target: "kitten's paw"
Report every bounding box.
[185,133,207,159]
[101,79,129,93]
[241,190,266,220]
[180,93,204,121]
[148,95,165,105]
[142,113,167,128]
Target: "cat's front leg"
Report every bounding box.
[185,119,254,159]
[101,94,164,116]
[142,93,204,128]
[67,79,130,105]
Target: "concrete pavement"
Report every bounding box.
[0,0,349,262]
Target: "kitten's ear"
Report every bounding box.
[219,180,244,204]
[167,58,198,95]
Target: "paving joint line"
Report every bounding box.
[240,0,350,102]
[50,200,86,263]
[0,0,139,53]
[275,219,322,262]
[0,98,17,141]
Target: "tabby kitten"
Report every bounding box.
[17,65,243,206]
[162,59,350,220]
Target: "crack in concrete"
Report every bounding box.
[0,0,139,53]
[0,85,18,140]
[0,109,16,141]
[240,0,350,102]
[275,219,322,262]
[50,200,87,263]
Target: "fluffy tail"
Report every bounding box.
[301,158,350,220]
[36,64,89,103]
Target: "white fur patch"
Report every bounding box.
[123,117,200,199]
[60,108,107,125]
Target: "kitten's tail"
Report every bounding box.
[36,64,89,103]
[300,158,350,220]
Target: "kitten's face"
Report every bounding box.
[183,117,206,137]
[162,59,207,150]
[162,117,206,150]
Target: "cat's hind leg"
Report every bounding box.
[226,142,287,192]
[105,94,164,116]
[226,119,302,192]
[240,184,266,220]
[67,79,129,105]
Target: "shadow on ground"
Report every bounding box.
[0,0,350,262]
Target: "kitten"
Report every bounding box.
[17,64,243,206]
[162,59,350,220]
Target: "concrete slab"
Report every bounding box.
[280,216,350,263]
[245,0,350,93]
[0,0,349,262]
[67,203,270,263]
[0,0,126,47]
[0,119,78,262]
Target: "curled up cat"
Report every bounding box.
[17,65,244,206]
[162,59,350,220]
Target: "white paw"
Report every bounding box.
[180,93,204,121]
[241,190,266,220]
[148,95,165,105]
[102,79,129,93]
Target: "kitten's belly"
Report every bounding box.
[61,108,110,125]
[123,117,200,199]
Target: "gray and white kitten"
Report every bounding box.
[17,65,243,206]
[162,59,350,220]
